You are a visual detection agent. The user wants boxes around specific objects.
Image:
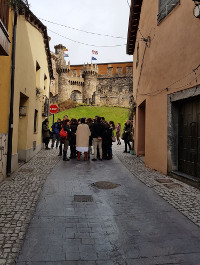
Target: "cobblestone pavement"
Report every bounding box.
[114,143,200,227]
[15,144,200,264]
[0,148,60,265]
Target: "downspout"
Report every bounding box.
[6,10,17,176]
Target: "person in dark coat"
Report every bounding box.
[102,122,112,160]
[86,118,94,159]
[101,117,107,158]
[42,119,50,150]
[61,116,71,161]
[91,117,105,161]
[70,118,78,159]
[122,120,132,153]
[109,121,115,159]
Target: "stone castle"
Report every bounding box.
[50,44,133,107]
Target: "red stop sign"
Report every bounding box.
[49,104,58,114]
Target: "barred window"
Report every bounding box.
[158,0,179,23]
[0,0,9,30]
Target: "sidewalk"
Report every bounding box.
[114,143,200,227]
[0,148,60,265]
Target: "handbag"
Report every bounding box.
[59,128,67,139]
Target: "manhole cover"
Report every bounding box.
[155,178,174,184]
[74,195,93,202]
[163,183,183,189]
[18,168,34,173]
[91,181,120,189]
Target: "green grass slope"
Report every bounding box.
[49,106,129,128]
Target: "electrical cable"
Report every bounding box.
[138,28,145,39]
[48,29,126,48]
[40,18,126,40]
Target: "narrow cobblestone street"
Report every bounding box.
[1,144,200,264]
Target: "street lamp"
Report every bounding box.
[192,0,200,17]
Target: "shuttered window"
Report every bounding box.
[158,0,179,23]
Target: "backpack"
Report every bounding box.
[59,128,67,139]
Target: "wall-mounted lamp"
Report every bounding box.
[192,0,200,17]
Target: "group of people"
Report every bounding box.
[42,116,133,161]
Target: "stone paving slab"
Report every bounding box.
[15,145,200,264]
[114,143,200,227]
[0,148,60,265]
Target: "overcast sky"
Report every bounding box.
[28,0,133,65]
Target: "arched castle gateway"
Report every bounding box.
[50,44,133,107]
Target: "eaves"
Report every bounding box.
[127,0,143,55]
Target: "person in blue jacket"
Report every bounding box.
[51,118,62,149]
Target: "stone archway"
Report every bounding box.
[70,90,82,103]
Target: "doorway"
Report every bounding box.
[138,100,146,156]
[178,98,200,178]
[18,93,29,162]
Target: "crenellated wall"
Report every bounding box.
[50,45,133,107]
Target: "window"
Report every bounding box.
[0,0,9,30]
[117,67,123,75]
[158,0,179,23]
[44,74,47,90]
[34,109,38,133]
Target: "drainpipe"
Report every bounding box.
[7,10,17,176]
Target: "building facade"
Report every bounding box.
[127,0,200,182]
[11,5,53,172]
[0,3,13,181]
[0,1,53,180]
[50,44,133,107]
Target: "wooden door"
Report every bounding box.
[178,98,200,178]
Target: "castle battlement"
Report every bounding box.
[50,44,133,107]
[83,63,98,75]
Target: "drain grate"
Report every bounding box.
[74,195,93,202]
[155,178,174,184]
[18,168,34,173]
[163,183,183,189]
[91,181,120,190]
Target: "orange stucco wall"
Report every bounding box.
[70,62,132,76]
[132,0,200,174]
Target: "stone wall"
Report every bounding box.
[96,74,133,107]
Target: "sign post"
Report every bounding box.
[49,104,58,124]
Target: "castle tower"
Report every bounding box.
[82,63,98,104]
[54,44,70,102]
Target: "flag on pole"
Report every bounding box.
[91,56,97,61]
[92,50,98,55]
